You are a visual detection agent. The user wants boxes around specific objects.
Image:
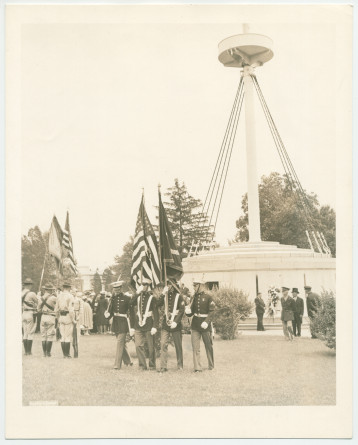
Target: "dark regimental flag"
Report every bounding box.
[62,211,77,275]
[48,215,63,273]
[131,195,160,289]
[158,190,183,281]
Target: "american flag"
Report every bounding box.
[62,211,77,275]
[131,195,160,289]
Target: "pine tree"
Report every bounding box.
[92,270,102,295]
[159,179,213,257]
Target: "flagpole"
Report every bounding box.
[158,184,163,283]
[38,250,47,293]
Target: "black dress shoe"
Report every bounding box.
[194,370,202,373]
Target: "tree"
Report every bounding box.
[235,172,336,256]
[22,226,78,292]
[102,267,115,291]
[111,237,134,291]
[159,179,213,257]
[92,270,102,294]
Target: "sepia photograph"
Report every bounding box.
[5,2,353,439]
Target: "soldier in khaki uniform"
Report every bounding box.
[22,278,38,355]
[55,282,74,358]
[72,291,84,358]
[185,278,216,372]
[37,283,57,357]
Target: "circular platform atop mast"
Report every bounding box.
[218,33,274,68]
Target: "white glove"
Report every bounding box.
[104,311,111,319]
[151,327,157,336]
[170,322,177,329]
[185,306,191,315]
[163,286,169,293]
[124,292,132,297]
[136,286,144,294]
[129,328,135,337]
[201,321,208,329]
[80,325,85,330]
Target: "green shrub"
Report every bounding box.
[209,287,254,340]
[310,290,336,350]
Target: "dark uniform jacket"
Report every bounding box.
[293,296,304,316]
[157,290,185,332]
[281,296,295,321]
[131,291,159,331]
[186,291,215,333]
[306,292,320,318]
[108,292,133,334]
[254,296,266,315]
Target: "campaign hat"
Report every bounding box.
[43,283,55,290]
[281,286,290,291]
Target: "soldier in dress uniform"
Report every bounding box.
[157,281,185,372]
[185,278,216,372]
[22,278,38,356]
[106,281,134,369]
[304,285,321,339]
[131,277,159,370]
[37,283,57,357]
[55,282,75,358]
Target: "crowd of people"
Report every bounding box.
[254,285,321,340]
[21,276,215,373]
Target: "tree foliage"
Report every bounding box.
[22,226,79,291]
[111,237,134,292]
[235,172,336,256]
[210,287,254,340]
[22,226,61,291]
[159,178,214,257]
[92,270,102,295]
[311,290,336,350]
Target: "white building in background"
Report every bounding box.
[76,264,112,291]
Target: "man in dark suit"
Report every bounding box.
[280,287,295,341]
[254,292,266,331]
[291,288,304,337]
[304,285,320,339]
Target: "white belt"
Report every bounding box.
[114,313,127,318]
[194,313,208,318]
[138,311,152,317]
[169,310,179,316]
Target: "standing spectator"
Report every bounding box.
[82,296,93,335]
[280,287,295,341]
[90,293,98,333]
[254,292,266,331]
[96,291,109,334]
[292,288,304,337]
[304,285,320,339]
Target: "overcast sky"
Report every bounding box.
[20,6,342,269]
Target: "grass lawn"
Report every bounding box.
[22,332,335,406]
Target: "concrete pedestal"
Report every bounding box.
[182,241,335,319]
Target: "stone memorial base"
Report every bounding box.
[182,241,335,322]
